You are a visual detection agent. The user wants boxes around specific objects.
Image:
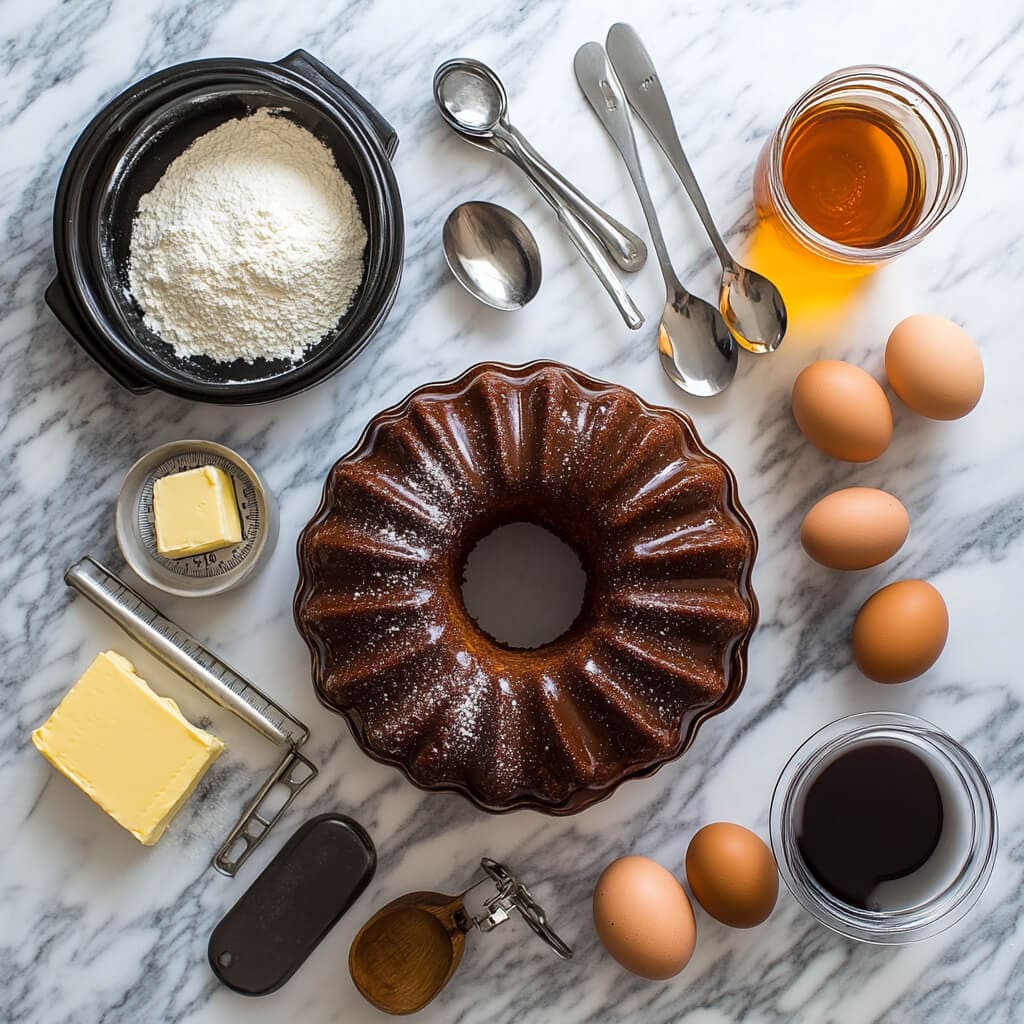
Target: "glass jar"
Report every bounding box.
[754,65,967,268]
[770,713,997,944]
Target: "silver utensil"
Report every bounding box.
[434,59,645,330]
[443,201,542,310]
[606,23,787,354]
[574,43,737,396]
[434,59,646,272]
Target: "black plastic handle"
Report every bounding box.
[209,814,377,997]
[44,277,153,393]
[277,49,399,159]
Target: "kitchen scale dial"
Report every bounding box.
[115,439,277,597]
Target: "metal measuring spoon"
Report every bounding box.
[574,43,737,396]
[434,59,645,330]
[443,201,542,310]
[434,59,646,272]
[606,23,787,354]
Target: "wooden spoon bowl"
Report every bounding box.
[349,891,468,1014]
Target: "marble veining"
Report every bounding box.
[2,1,1023,1022]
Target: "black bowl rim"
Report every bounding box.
[89,79,397,395]
[50,51,404,405]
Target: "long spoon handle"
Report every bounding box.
[499,124,648,273]
[606,22,732,267]
[488,135,644,329]
[573,43,680,295]
[538,186,646,330]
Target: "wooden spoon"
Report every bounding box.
[349,891,469,1015]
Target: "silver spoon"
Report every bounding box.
[434,59,645,330]
[442,201,542,311]
[574,43,737,396]
[434,59,647,272]
[606,23,787,354]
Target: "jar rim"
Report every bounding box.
[769,712,997,944]
[765,64,968,265]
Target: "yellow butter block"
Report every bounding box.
[32,651,224,846]
[153,464,242,558]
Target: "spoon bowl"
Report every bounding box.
[434,62,506,136]
[721,264,788,354]
[443,201,542,311]
[658,293,739,397]
[350,891,467,1015]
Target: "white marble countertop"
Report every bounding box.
[3,1,1022,1021]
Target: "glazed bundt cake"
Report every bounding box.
[294,362,758,813]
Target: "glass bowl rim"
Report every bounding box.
[769,711,997,944]
[764,63,968,265]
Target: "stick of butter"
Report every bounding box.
[32,651,224,845]
[153,464,242,558]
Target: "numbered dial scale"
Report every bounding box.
[116,440,278,598]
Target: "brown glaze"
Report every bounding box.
[294,361,758,814]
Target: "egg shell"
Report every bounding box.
[592,856,696,980]
[885,315,984,420]
[791,360,893,462]
[801,487,910,570]
[685,823,778,928]
[852,579,949,683]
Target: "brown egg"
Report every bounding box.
[685,823,778,928]
[801,487,910,570]
[791,360,893,462]
[593,856,696,979]
[885,315,984,420]
[852,580,949,683]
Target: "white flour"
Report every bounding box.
[128,108,367,363]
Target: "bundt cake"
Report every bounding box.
[294,361,758,813]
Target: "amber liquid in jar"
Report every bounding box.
[780,102,926,249]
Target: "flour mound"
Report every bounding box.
[128,108,367,364]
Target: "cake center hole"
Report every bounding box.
[461,522,587,649]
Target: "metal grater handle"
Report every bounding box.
[213,748,318,876]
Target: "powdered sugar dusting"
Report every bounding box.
[297,364,757,809]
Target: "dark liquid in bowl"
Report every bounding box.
[797,743,943,909]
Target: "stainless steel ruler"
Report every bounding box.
[65,556,317,876]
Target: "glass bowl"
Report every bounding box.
[753,65,967,267]
[770,712,997,943]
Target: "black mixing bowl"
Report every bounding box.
[46,50,403,404]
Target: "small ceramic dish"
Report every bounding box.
[46,50,403,404]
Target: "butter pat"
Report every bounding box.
[153,465,242,558]
[32,651,224,845]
